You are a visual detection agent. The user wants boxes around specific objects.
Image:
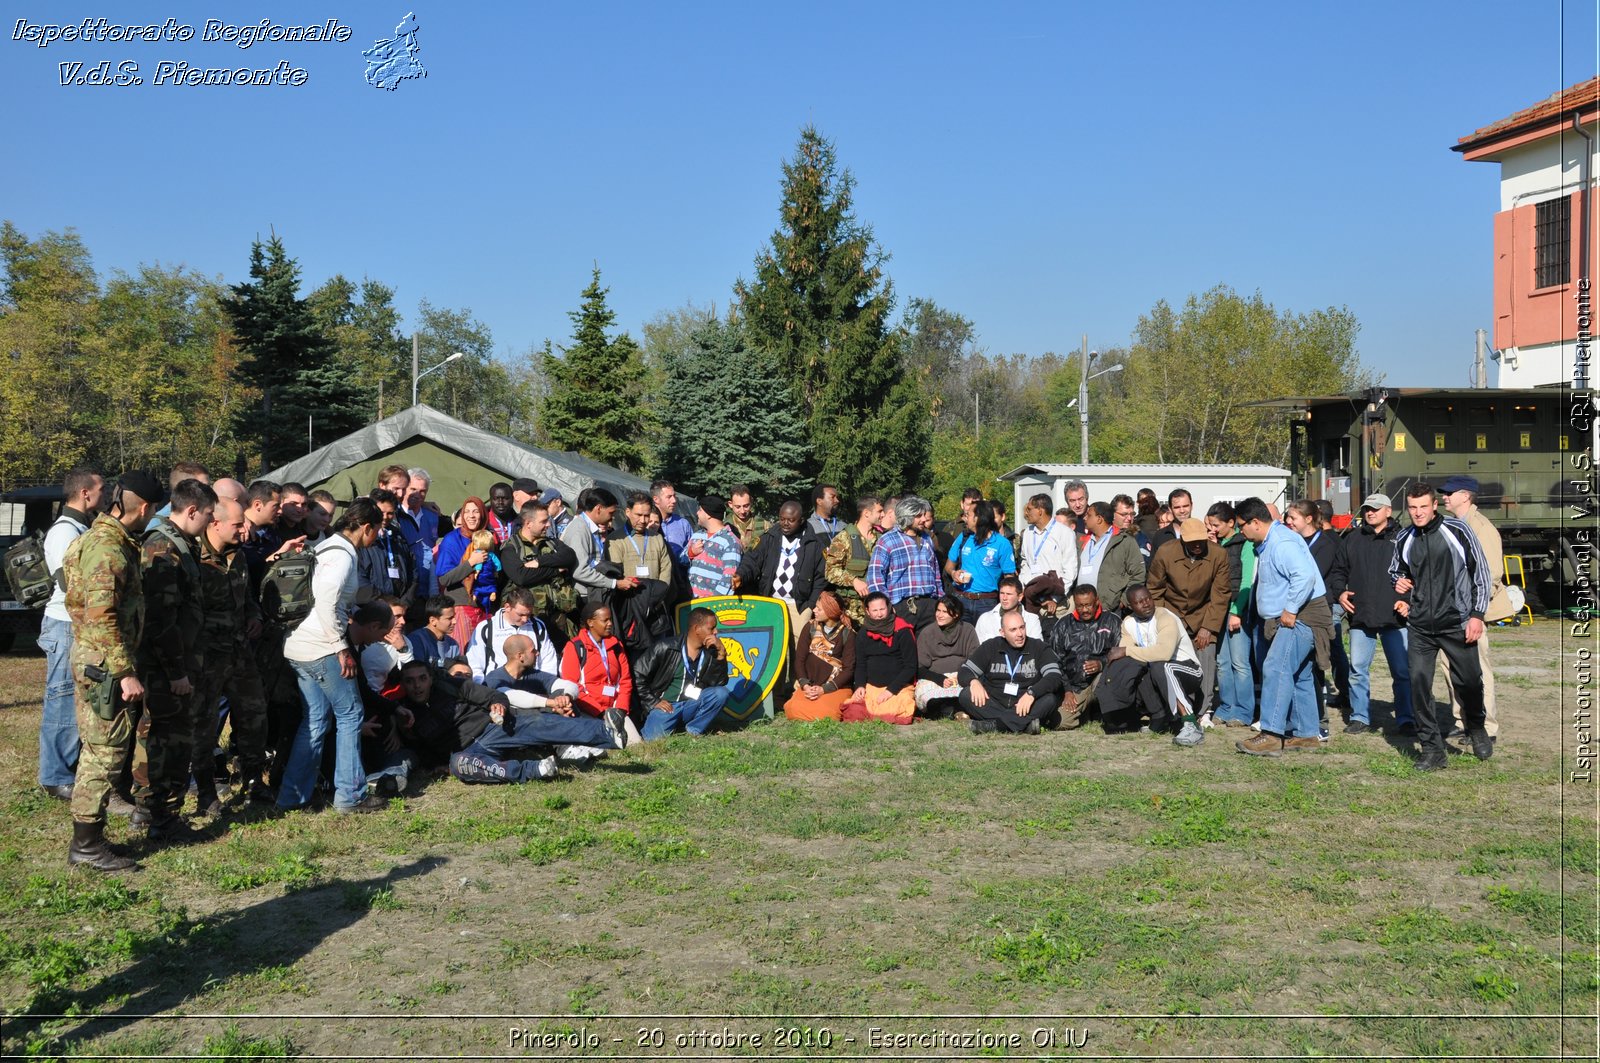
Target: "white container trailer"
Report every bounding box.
[998,464,1291,520]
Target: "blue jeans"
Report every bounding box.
[278,653,367,810]
[642,685,733,739]
[1213,622,1256,725]
[37,615,79,787]
[453,710,614,782]
[1347,626,1412,725]
[1258,620,1319,738]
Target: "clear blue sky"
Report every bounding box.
[4,1,1598,387]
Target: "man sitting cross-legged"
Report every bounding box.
[1097,586,1206,747]
[395,659,626,785]
[959,608,1065,735]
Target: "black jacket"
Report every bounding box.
[737,528,827,609]
[355,531,416,605]
[1326,520,1405,631]
[1047,605,1122,692]
[631,637,730,708]
[1304,530,1343,608]
[1389,513,1490,633]
[854,619,918,693]
[404,672,510,763]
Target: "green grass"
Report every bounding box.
[0,620,1589,1059]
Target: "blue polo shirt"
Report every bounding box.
[952,531,1016,593]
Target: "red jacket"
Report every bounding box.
[560,630,633,716]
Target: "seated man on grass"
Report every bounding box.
[1097,586,1205,747]
[958,608,1065,735]
[632,606,755,739]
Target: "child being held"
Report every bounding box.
[466,529,502,613]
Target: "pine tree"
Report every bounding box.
[656,315,811,505]
[539,268,651,472]
[736,126,930,496]
[223,235,364,468]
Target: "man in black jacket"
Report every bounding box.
[355,489,416,604]
[1046,584,1121,729]
[960,610,1065,735]
[1389,483,1492,769]
[499,500,581,644]
[396,659,625,783]
[634,607,753,739]
[736,500,826,646]
[1326,494,1412,735]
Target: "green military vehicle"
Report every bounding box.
[0,485,66,653]
[1256,386,1596,608]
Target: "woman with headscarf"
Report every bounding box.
[437,496,493,651]
[782,590,856,721]
[841,592,918,724]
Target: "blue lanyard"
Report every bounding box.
[627,531,649,562]
[1029,526,1055,564]
[591,635,612,683]
[681,640,696,680]
[1307,531,1321,550]
[819,516,838,536]
[1085,532,1110,563]
[1004,653,1024,681]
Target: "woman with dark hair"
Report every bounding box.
[914,594,979,719]
[783,590,856,721]
[437,496,492,650]
[841,592,918,724]
[943,500,1015,618]
[1135,489,1162,539]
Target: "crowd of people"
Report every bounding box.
[34,461,1508,872]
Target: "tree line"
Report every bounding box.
[0,126,1369,507]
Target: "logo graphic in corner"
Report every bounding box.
[674,596,790,724]
[364,12,426,90]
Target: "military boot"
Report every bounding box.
[69,820,139,872]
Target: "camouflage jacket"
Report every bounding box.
[63,514,145,679]
[824,523,878,594]
[197,534,260,651]
[139,522,204,680]
[728,512,770,553]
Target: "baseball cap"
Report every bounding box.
[1178,517,1208,542]
[1360,493,1392,511]
[512,477,540,496]
[539,488,563,505]
[1440,475,1479,495]
[118,470,165,505]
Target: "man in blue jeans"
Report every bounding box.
[1234,497,1331,757]
[631,607,754,739]
[1326,494,1412,735]
[392,660,626,782]
[37,467,105,800]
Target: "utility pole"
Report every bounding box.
[1079,335,1090,464]
[412,334,419,406]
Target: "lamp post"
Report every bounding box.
[1073,339,1123,463]
[412,351,464,407]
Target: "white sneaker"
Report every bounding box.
[623,716,643,747]
[556,744,608,762]
[534,756,559,780]
[1173,721,1205,748]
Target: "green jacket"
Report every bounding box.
[63,514,145,680]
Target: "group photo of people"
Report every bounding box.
[33,459,1508,874]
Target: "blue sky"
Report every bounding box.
[4,1,1598,387]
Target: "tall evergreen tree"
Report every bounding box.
[656,314,811,505]
[224,234,364,469]
[539,267,651,472]
[736,126,930,496]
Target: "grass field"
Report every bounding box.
[0,619,1594,1060]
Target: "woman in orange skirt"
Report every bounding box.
[841,592,918,724]
[784,591,855,721]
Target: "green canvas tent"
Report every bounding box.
[264,405,688,517]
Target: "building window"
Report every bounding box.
[1535,196,1571,289]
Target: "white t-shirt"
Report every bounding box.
[973,607,1042,644]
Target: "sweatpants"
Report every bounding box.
[1409,627,1486,757]
[957,686,1062,733]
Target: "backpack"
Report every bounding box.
[519,538,580,617]
[3,516,76,610]
[260,544,319,627]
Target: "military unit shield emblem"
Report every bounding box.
[673,595,790,724]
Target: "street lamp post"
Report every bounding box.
[412,351,464,407]
[1075,339,1123,464]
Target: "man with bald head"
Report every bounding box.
[193,495,274,809]
[212,478,245,507]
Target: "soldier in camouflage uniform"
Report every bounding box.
[823,495,884,625]
[192,496,273,814]
[728,487,770,552]
[133,477,216,840]
[62,471,163,871]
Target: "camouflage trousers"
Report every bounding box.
[69,673,134,824]
[132,673,197,818]
[192,644,270,788]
